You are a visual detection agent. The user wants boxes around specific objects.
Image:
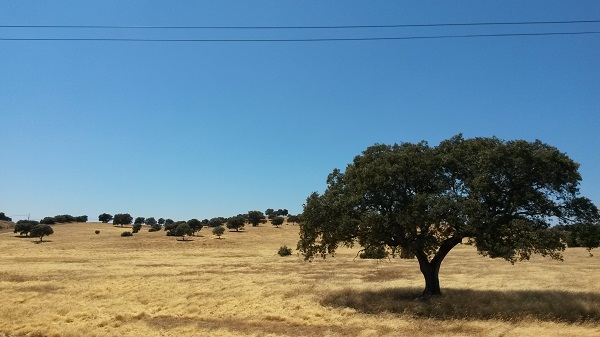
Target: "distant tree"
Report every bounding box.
[208,217,225,228]
[287,215,300,225]
[0,212,12,221]
[166,221,186,236]
[226,215,246,232]
[14,220,39,237]
[187,219,203,235]
[99,213,113,223]
[149,223,162,232]
[75,215,88,222]
[53,214,76,223]
[175,223,194,240]
[572,223,600,256]
[265,208,274,216]
[248,211,266,227]
[134,217,145,226]
[132,223,142,233]
[30,224,54,242]
[271,216,284,228]
[145,217,157,226]
[158,218,165,225]
[164,219,174,227]
[113,213,133,227]
[212,226,225,239]
[40,217,56,225]
[274,209,288,216]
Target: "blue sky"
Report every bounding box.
[1,1,599,222]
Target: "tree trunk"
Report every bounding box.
[415,236,462,299]
[418,257,442,298]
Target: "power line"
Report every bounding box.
[2,19,600,30]
[1,31,599,43]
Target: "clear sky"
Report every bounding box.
[1,1,599,222]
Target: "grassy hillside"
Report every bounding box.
[0,222,599,336]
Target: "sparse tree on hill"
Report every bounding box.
[145,217,157,227]
[158,218,165,225]
[212,226,225,239]
[113,213,133,227]
[287,215,300,225]
[0,212,12,221]
[226,215,246,232]
[175,223,193,241]
[271,216,284,228]
[75,215,88,222]
[134,217,145,226]
[299,135,600,298]
[164,219,174,227]
[248,211,266,227]
[187,219,203,235]
[40,217,56,225]
[99,213,113,223]
[208,217,225,228]
[265,208,274,216]
[14,220,39,237]
[132,223,142,233]
[30,224,54,242]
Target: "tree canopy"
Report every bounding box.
[248,211,266,227]
[113,213,133,227]
[99,213,113,223]
[226,215,246,232]
[298,135,599,298]
[30,224,54,242]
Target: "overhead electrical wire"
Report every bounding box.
[1,31,599,43]
[2,19,600,30]
[1,19,599,43]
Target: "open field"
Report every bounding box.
[1,222,599,337]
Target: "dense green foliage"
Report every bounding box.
[298,135,599,297]
[226,215,246,232]
[278,245,293,256]
[30,224,54,242]
[248,211,266,227]
[14,220,39,236]
[271,216,284,228]
[187,219,203,235]
[98,213,113,223]
[0,212,12,222]
[113,213,133,227]
[120,231,133,237]
[175,223,193,240]
[212,226,225,238]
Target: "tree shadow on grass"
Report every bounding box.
[322,287,600,323]
[33,240,53,244]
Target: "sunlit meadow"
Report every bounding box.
[0,221,598,336]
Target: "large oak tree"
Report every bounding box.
[298,135,599,298]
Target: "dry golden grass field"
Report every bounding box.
[1,221,599,337]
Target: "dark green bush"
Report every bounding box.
[95,230,100,234]
[359,246,388,259]
[121,231,133,237]
[278,245,293,257]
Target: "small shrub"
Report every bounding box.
[95,230,100,234]
[278,245,293,257]
[121,231,133,237]
[359,246,388,259]
[212,226,225,239]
